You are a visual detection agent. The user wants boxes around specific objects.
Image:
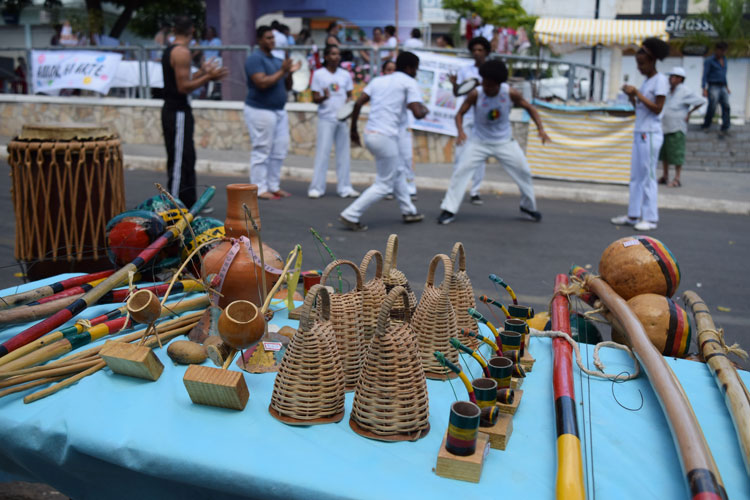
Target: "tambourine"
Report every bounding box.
[290,51,310,93]
[336,100,355,121]
[456,78,479,96]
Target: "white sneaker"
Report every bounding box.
[634,220,658,231]
[339,190,360,198]
[610,215,638,225]
[308,190,323,199]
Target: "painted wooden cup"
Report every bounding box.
[500,326,524,357]
[497,388,515,405]
[472,378,499,427]
[502,349,522,364]
[508,304,534,319]
[127,289,161,325]
[446,401,482,456]
[488,356,513,389]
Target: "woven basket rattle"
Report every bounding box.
[320,259,366,391]
[382,234,417,324]
[359,250,387,342]
[350,286,430,442]
[413,254,460,379]
[269,285,346,425]
[449,242,479,350]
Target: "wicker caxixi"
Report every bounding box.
[413,254,460,379]
[382,234,417,324]
[320,259,366,391]
[350,286,430,442]
[449,242,479,350]
[359,250,387,342]
[269,285,345,425]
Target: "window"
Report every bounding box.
[642,0,688,14]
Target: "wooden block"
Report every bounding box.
[520,351,536,372]
[511,377,523,389]
[482,413,513,450]
[435,431,490,483]
[100,341,164,381]
[496,389,523,415]
[183,365,249,411]
[287,306,302,321]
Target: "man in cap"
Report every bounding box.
[658,67,706,187]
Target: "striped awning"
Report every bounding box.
[534,18,669,47]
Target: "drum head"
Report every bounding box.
[290,52,310,93]
[457,78,478,96]
[336,100,355,121]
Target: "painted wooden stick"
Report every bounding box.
[25,276,113,305]
[0,186,214,358]
[450,337,491,377]
[551,274,585,500]
[579,270,728,500]
[683,290,750,476]
[0,376,66,398]
[0,270,115,310]
[0,359,101,388]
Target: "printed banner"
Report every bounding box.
[526,104,634,185]
[410,50,474,137]
[31,50,123,95]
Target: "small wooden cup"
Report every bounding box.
[127,289,161,325]
[218,300,265,351]
[446,401,482,457]
[488,356,512,389]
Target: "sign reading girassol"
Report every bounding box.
[31,50,123,95]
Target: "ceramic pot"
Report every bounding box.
[127,289,161,324]
[217,300,265,350]
[446,401,481,456]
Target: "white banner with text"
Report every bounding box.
[31,50,123,95]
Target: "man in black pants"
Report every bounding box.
[161,16,227,209]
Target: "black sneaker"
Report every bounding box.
[402,213,424,223]
[520,207,542,222]
[470,195,483,205]
[437,210,456,225]
[339,215,368,232]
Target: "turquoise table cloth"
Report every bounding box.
[0,275,748,499]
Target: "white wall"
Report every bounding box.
[522,0,618,19]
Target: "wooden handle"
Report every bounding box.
[299,284,331,332]
[425,254,453,293]
[450,242,466,273]
[375,285,411,335]
[360,250,383,281]
[383,234,399,276]
[320,259,364,292]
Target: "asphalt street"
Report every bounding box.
[0,163,747,368]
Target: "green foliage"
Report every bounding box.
[126,0,205,38]
[442,0,537,32]
[687,0,750,56]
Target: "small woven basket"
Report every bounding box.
[269,285,345,425]
[320,259,366,391]
[449,242,479,350]
[413,254,460,379]
[382,234,417,324]
[350,286,430,442]
[359,250,387,342]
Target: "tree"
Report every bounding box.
[686,0,750,56]
[442,0,537,33]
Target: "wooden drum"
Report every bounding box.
[7,123,125,280]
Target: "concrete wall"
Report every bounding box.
[0,95,529,164]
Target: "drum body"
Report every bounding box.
[7,123,125,280]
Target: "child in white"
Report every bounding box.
[612,37,670,231]
[308,45,358,198]
[340,52,428,230]
[439,59,549,225]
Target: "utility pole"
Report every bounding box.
[590,0,600,99]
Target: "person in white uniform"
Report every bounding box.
[340,51,429,231]
[308,45,359,199]
[403,28,424,50]
[448,37,491,205]
[382,59,417,199]
[611,37,671,231]
[438,59,549,225]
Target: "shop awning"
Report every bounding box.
[534,18,669,47]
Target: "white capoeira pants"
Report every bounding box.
[244,105,289,195]
[341,131,417,222]
[628,131,662,223]
[453,123,486,197]
[398,129,417,195]
[441,137,536,215]
[309,117,353,196]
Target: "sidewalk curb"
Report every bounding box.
[2,148,749,216]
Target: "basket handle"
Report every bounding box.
[320,259,364,291]
[360,250,383,280]
[375,285,411,335]
[383,234,399,276]
[426,254,454,292]
[450,242,466,273]
[299,284,331,332]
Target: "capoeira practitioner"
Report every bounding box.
[382,59,418,200]
[438,59,549,225]
[339,51,428,231]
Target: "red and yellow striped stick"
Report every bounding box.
[0,270,115,310]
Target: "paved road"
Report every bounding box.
[1,163,747,367]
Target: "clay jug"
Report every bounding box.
[201,184,284,308]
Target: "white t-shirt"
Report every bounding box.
[364,71,423,137]
[634,73,669,133]
[403,38,424,49]
[311,67,354,121]
[472,84,513,142]
[662,83,706,135]
[271,29,288,60]
[382,36,398,59]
